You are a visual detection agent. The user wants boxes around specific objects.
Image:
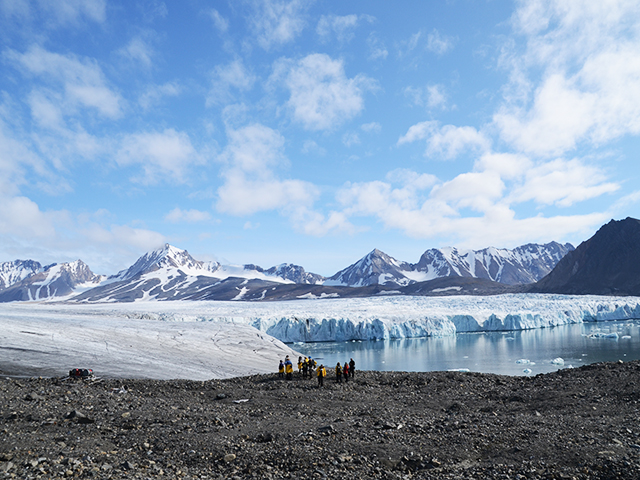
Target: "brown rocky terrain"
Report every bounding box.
[2,361,640,479]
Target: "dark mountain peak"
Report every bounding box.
[533,217,640,295]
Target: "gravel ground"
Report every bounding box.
[2,361,640,479]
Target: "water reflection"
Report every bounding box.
[295,321,640,376]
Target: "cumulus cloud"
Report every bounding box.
[245,0,310,50]
[398,121,491,159]
[6,45,123,120]
[216,124,318,216]
[117,129,201,184]
[0,195,59,238]
[275,53,376,130]
[508,158,619,207]
[333,162,611,248]
[495,0,640,156]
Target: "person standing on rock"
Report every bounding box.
[343,362,349,383]
[285,356,294,380]
[349,358,355,378]
[302,357,309,378]
[317,364,326,387]
[278,360,284,378]
[335,362,342,383]
[297,356,303,374]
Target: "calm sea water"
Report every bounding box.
[294,320,640,376]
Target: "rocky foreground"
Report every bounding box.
[2,361,640,479]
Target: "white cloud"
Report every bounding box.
[301,139,325,155]
[361,122,381,133]
[82,224,165,251]
[398,121,490,159]
[138,82,181,110]
[117,129,201,184]
[316,14,369,43]
[404,84,447,109]
[118,37,154,69]
[496,0,640,156]
[246,0,310,50]
[508,158,619,207]
[276,53,376,130]
[475,152,532,180]
[207,59,256,106]
[6,45,123,120]
[165,208,212,223]
[216,124,318,216]
[334,164,611,248]
[426,29,454,55]
[208,8,228,32]
[0,195,58,238]
[342,131,360,147]
[367,33,388,60]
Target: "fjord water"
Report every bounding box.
[295,320,640,376]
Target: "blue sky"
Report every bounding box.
[1,0,639,277]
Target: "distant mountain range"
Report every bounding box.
[0,237,577,302]
[9,217,640,301]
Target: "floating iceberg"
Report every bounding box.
[551,357,565,365]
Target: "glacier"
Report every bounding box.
[2,293,640,379]
[17,293,640,343]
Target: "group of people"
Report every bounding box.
[278,355,356,387]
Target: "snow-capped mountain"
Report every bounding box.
[415,242,574,285]
[71,244,328,303]
[111,243,220,281]
[0,260,104,302]
[245,263,325,284]
[325,248,413,287]
[0,259,44,290]
[325,242,574,288]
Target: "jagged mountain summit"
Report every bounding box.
[0,259,44,290]
[327,242,574,288]
[325,249,413,287]
[0,260,104,302]
[532,217,640,296]
[244,263,324,285]
[414,242,574,286]
[111,243,220,281]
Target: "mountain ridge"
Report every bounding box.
[0,237,582,302]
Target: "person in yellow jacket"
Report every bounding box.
[317,364,326,387]
[284,355,294,380]
[297,356,303,374]
[335,362,342,383]
[278,360,284,378]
